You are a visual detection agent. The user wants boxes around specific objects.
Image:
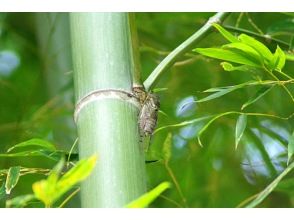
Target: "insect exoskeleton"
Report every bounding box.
[132,86,160,137]
[139,92,160,136]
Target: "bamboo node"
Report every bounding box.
[74,89,140,123]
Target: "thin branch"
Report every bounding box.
[143,12,230,91]
[245,13,264,35]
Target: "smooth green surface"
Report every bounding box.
[70,13,146,207]
[70,13,135,99]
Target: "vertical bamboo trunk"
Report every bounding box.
[70,13,146,207]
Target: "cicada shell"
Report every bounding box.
[139,93,160,136]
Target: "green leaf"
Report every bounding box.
[271,46,286,71]
[270,46,286,70]
[197,87,237,103]
[241,86,274,110]
[246,161,294,207]
[198,81,258,103]
[163,133,172,163]
[203,80,263,92]
[221,62,256,72]
[287,131,294,165]
[154,115,212,134]
[6,194,35,208]
[5,166,21,194]
[212,23,239,43]
[58,155,97,190]
[235,114,247,149]
[222,42,263,64]
[152,87,168,93]
[126,182,171,208]
[238,34,273,62]
[7,138,56,153]
[194,48,261,67]
[0,150,66,161]
[32,155,97,207]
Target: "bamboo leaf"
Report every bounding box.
[194,48,261,67]
[154,115,212,134]
[58,155,97,189]
[221,62,255,72]
[274,46,286,71]
[126,182,171,208]
[212,23,239,43]
[222,42,263,64]
[32,155,97,207]
[5,166,21,194]
[246,161,294,207]
[6,194,36,208]
[235,114,247,149]
[197,87,238,103]
[7,138,56,153]
[198,81,259,103]
[287,131,294,165]
[0,150,66,161]
[163,133,172,163]
[238,34,274,62]
[241,86,274,110]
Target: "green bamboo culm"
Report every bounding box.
[70,13,146,207]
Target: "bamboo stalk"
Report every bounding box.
[70,13,146,207]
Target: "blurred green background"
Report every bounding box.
[0,12,293,207]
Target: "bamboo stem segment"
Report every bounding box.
[70,13,146,207]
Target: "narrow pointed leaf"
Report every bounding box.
[246,161,294,207]
[33,155,97,207]
[235,114,247,149]
[221,62,256,72]
[287,131,294,165]
[194,48,261,67]
[198,81,258,103]
[212,23,239,43]
[275,46,286,71]
[126,182,171,208]
[222,42,263,64]
[238,34,273,62]
[197,87,237,103]
[5,166,21,194]
[269,46,286,71]
[154,115,212,134]
[241,86,273,110]
[7,138,56,153]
